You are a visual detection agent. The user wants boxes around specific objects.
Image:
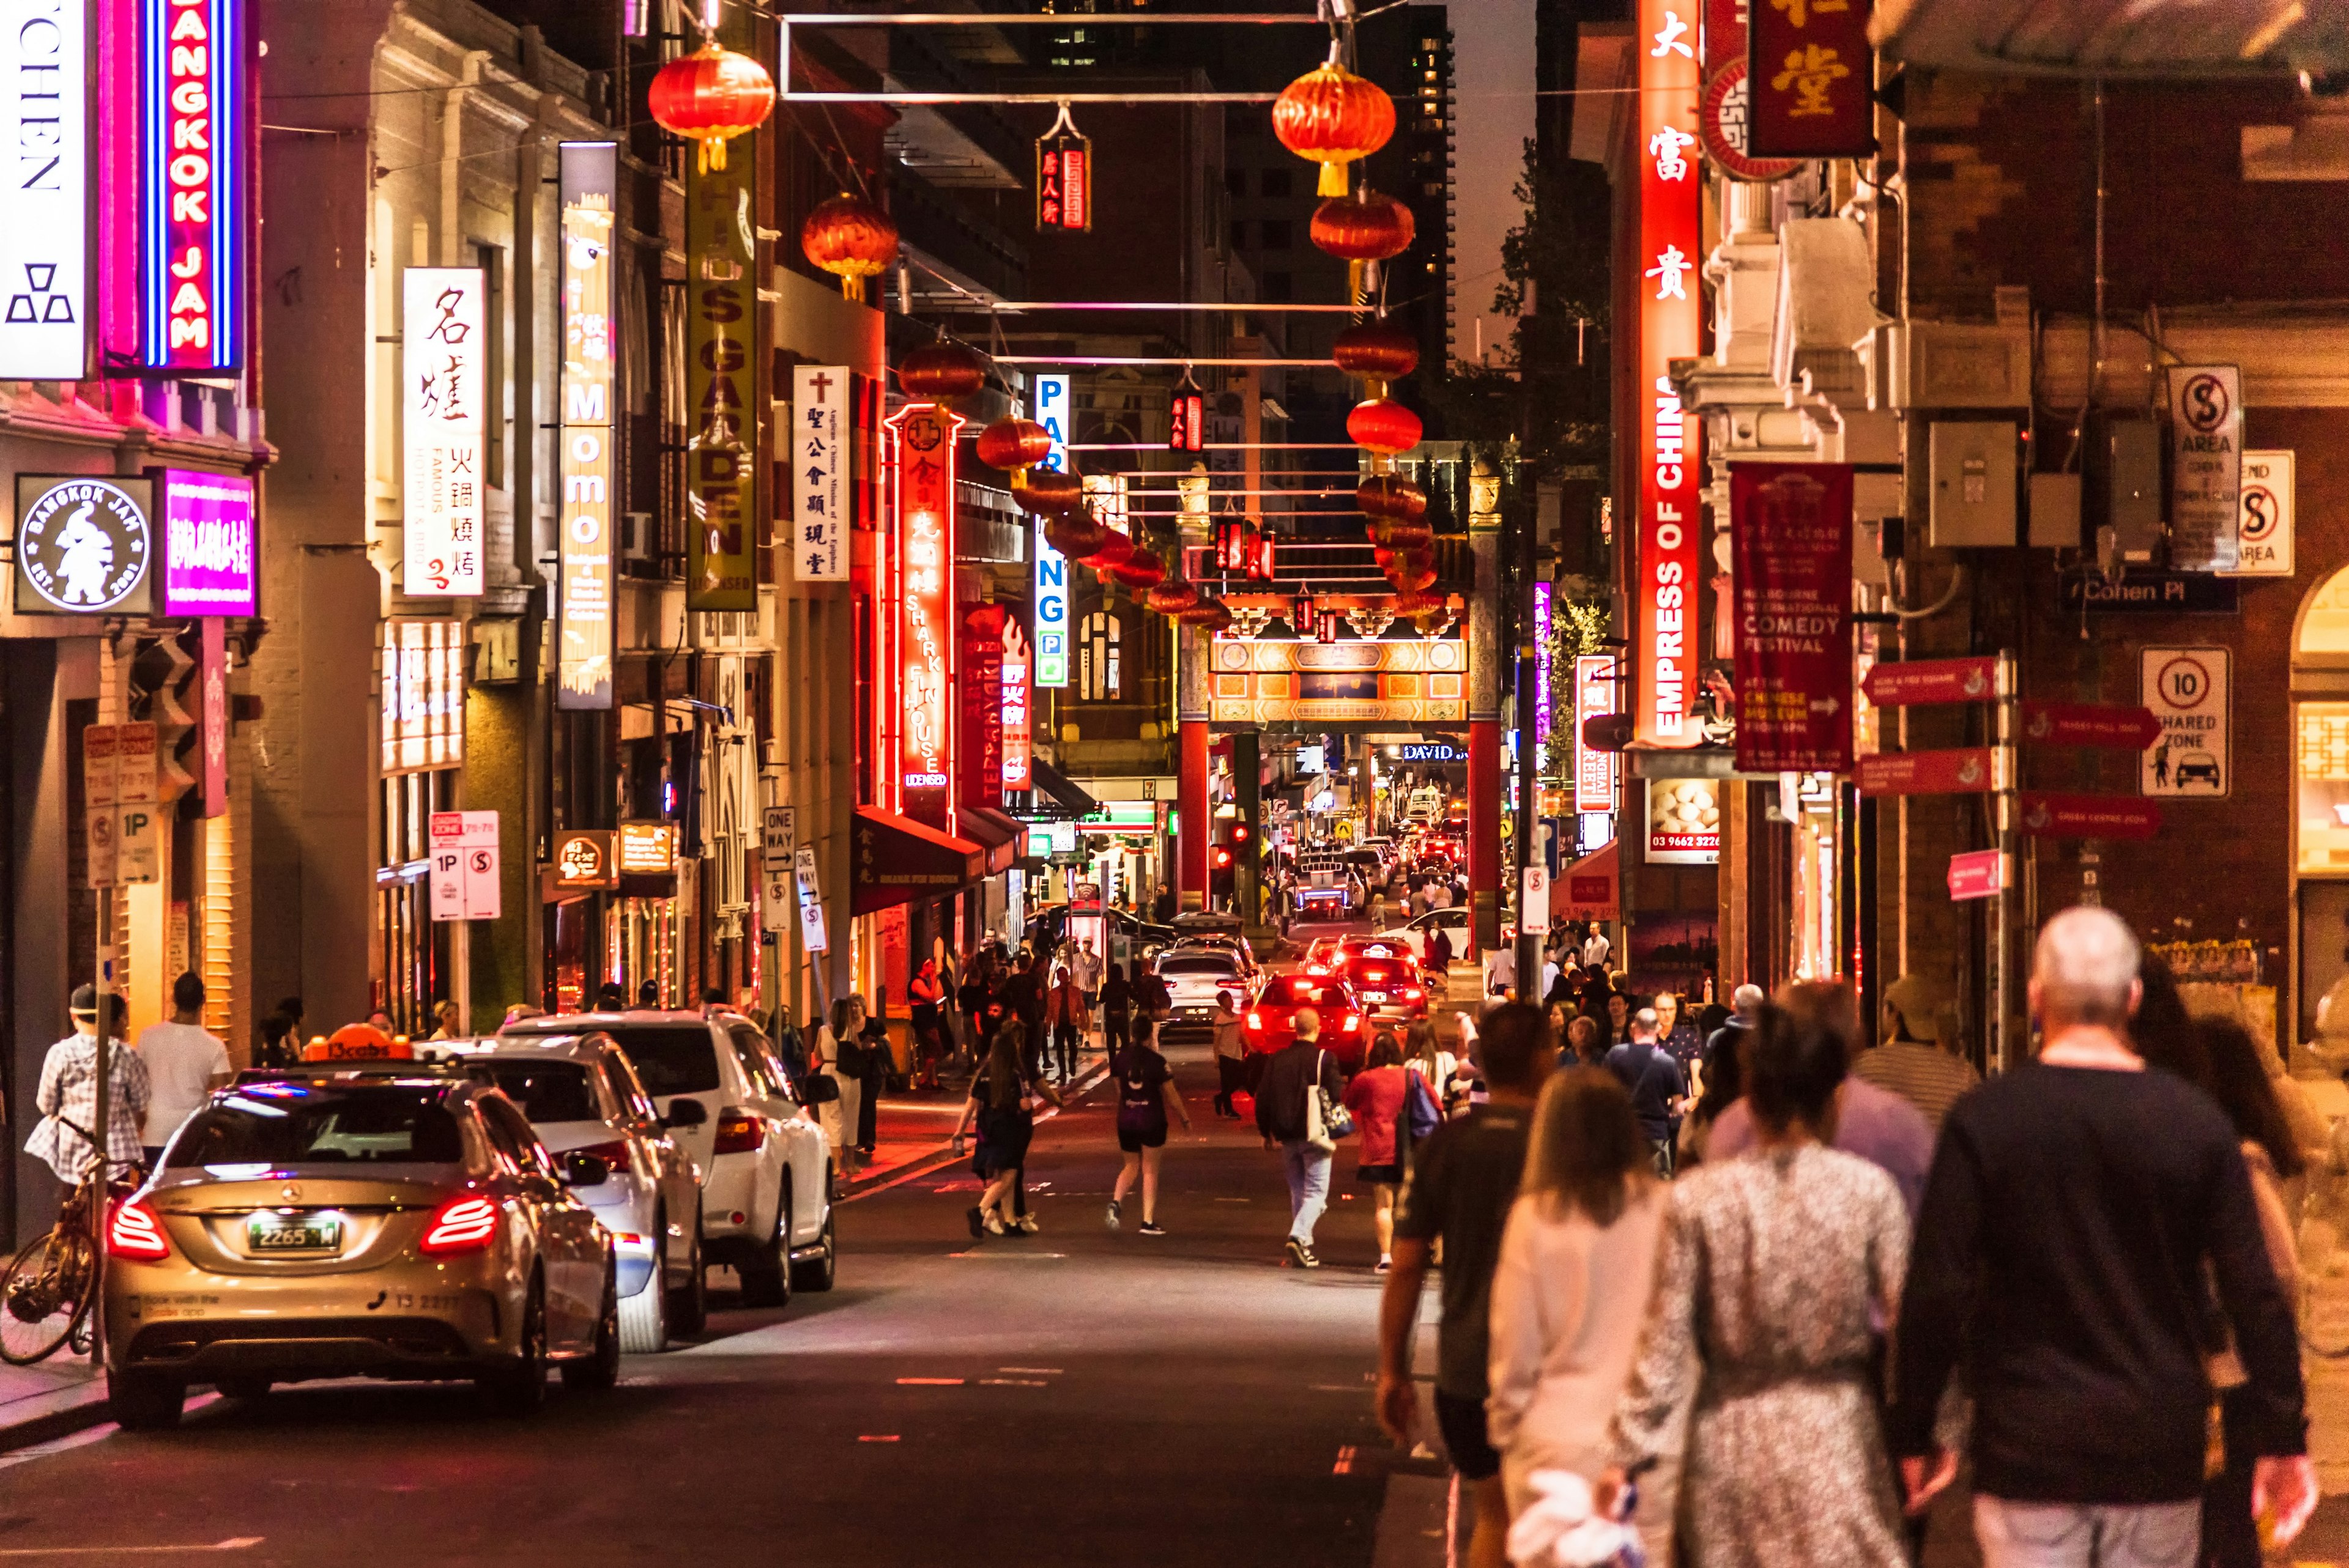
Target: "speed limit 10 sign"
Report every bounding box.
[2140,648,2230,800]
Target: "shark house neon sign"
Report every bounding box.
[141,0,242,371]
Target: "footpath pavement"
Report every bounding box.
[0,1348,106,1453]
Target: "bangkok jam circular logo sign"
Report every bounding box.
[16,478,152,613]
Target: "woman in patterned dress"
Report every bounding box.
[1600,983,1910,1568]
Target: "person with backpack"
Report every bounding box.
[952,1020,1060,1238]
[1343,1034,1415,1274]
[1107,1017,1191,1237]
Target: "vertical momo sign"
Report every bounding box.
[141,0,242,371]
[1636,0,1702,747]
[0,0,89,379]
[1032,372,1071,689]
[683,6,757,611]
[889,401,962,830]
[401,268,485,596]
[557,142,616,710]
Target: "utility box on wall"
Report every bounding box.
[1928,421,2018,547]
[2093,417,2164,563]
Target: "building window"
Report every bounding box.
[1263,272,1293,302]
[1079,611,1122,701]
[1229,219,1248,251]
[1225,168,1245,198]
[1261,166,1293,198]
[1261,218,1293,251]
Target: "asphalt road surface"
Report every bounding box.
[0,1041,1450,1566]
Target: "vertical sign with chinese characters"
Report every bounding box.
[1003,618,1033,794]
[889,401,962,829]
[685,13,758,613]
[199,615,228,816]
[1747,0,1873,158]
[1533,582,1553,771]
[1574,654,1619,813]
[401,268,486,597]
[558,142,617,710]
[1169,389,1203,454]
[793,364,848,581]
[1036,125,1090,231]
[1033,374,1071,688]
[0,0,89,379]
[1636,0,1702,748]
[2167,366,2243,573]
[960,603,1005,807]
[142,0,242,371]
[1729,462,1855,774]
[158,468,256,616]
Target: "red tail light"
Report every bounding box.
[1403,986,1424,1000]
[420,1194,500,1255]
[713,1109,766,1156]
[106,1197,171,1262]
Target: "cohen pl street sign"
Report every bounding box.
[1861,656,2002,707]
[1856,747,2009,797]
[2019,701,2161,751]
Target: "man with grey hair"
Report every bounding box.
[1699,982,1765,1102]
[1254,1004,1345,1268]
[1891,907,2315,1564]
[1604,1006,1686,1176]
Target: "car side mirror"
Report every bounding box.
[661,1098,708,1129]
[562,1152,612,1187]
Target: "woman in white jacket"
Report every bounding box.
[1485,1067,1670,1557]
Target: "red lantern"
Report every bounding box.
[1389,559,1438,593]
[1175,599,1229,627]
[1357,475,1428,523]
[1112,552,1167,590]
[1214,518,1253,574]
[1247,532,1277,581]
[1083,529,1137,569]
[1333,320,1421,391]
[649,43,776,174]
[899,341,988,401]
[1349,397,1423,456]
[1315,609,1342,643]
[977,418,1053,473]
[1044,511,1106,557]
[1371,517,1435,552]
[1146,580,1202,616]
[1272,45,1396,197]
[801,193,898,301]
[1311,191,1416,302]
[1292,592,1315,634]
[1392,588,1447,616]
[1019,468,1085,517]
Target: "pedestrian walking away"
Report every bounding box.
[27,985,150,1186]
[1209,989,1249,1117]
[1252,1006,1348,1268]
[1107,1017,1190,1236]
[133,971,232,1169]
[1486,1067,1669,1564]
[1342,1033,1411,1271]
[1847,972,1978,1131]
[1099,962,1134,1068]
[1376,1002,1553,1568]
[1600,983,1912,1568]
[1889,908,2317,1567]
[1602,1008,1686,1178]
[952,1021,1061,1238]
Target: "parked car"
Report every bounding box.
[1243,974,1368,1070]
[1154,948,1253,1039]
[432,1033,704,1353]
[103,1062,618,1428]
[500,1012,834,1312]
[1375,906,1472,967]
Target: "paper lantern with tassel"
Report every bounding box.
[1146,580,1202,616]
[1111,552,1167,590]
[649,43,776,174]
[1357,474,1428,523]
[1348,397,1423,456]
[898,341,988,401]
[1272,44,1395,197]
[801,194,898,301]
[977,418,1053,474]
[1333,319,1420,399]
[1083,529,1137,570]
[1019,468,1085,517]
[1310,191,1414,301]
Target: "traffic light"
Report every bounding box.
[1209,843,1235,901]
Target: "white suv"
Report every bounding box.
[502,1013,836,1314]
[1376,906,1472,967]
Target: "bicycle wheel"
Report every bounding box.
[0,1227,95,1366]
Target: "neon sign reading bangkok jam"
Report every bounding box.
[142,0,242,371]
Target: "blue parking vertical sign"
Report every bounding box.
[1034,372,1071,688]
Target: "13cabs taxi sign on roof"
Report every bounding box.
[303,1024,412,1061]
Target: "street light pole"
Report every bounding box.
[1514,499,1543,1004]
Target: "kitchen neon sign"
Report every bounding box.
[141,0,242,372]
[888,399,964,829]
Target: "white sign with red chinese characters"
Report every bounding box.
[1637,0,1703,747]
[403,268,487,596]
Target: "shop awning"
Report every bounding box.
[852,806,985,916]
[959,806,1023,876]
[1026,756,1102,821]
[1557,840,1619,923]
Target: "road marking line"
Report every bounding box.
[1212,1197,1251,1203]
[895,1377,965,1385]
[1333,1444,1359,1475]
[0,1542,262,1557]
[947,1251,1067,1259]
[999,1366,1062,1374]
[979,1378,1048,1387]
[858,1435,900,1443]
[1310,1384,1365,1392]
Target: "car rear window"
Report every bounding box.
[468,1061,599,1124]
[1159,956,1239,976]
[1269,978,1341,1005]
[165,1084,467,1168]
[555,1026,721,1096]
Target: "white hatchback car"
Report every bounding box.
[431,1033,705,1353]
[501,1013,836,1312]
[1154,949,1252,1040]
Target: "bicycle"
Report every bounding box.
[0,1132,139,1366]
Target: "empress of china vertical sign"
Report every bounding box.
[1636,0,1702,747]
[0,0,89,379]
[141,0,242,371]
[683,4,759,612]
[401,268,486,596]
[557,142,617,709]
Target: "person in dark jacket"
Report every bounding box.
[1099,963,1134,1067]
[1254,1007,1348,1268]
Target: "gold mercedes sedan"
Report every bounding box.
[101,1065,619,1428]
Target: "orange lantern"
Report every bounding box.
[1370,517,1436,552]
[1349,397,1422,456]
[1178,599,1234,631]
[1356,474,1428,523]
[801,193,898,301]
[1272,45,1396,197]
[1020,468,1085,517]
[1389,558,1438,594]
[1146,580,1202,616]
[1045,511,1108,557]
[899,341,988,401]
[1312,190,1414,303]
[976,418,1054,473]
[1334,319,1420,397]
[650,43,777,174]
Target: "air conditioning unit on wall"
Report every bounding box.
[1860,320,2033,411]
